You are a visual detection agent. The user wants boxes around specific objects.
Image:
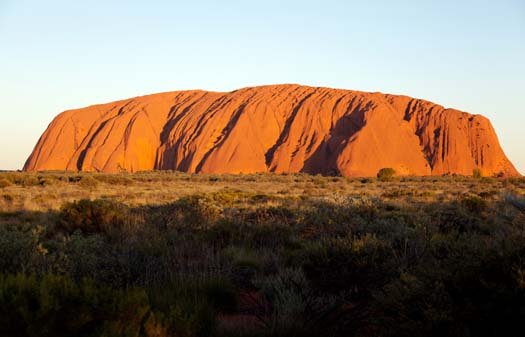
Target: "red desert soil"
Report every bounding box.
[24,84,519,177]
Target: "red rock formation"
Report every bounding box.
[24,84,519,177]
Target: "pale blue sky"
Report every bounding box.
[1,0,524,173]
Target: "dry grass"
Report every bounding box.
[0,171,523,212]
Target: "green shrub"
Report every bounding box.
[253,268,342,337]
[246,223,294,248]
[461,194,488,213]
[203,219,242,247]
[431,201,483,234]
[147,278,229,336]
[373,237,525,337]
[169,195,222,227]
[62,233,116,283]
[244,206,296,226]
[300,235,393,296]
[0,273,152,337]
[224,246,263,288]
[377,168,396,181]
[0,226,37,274]
[56,199,130,235]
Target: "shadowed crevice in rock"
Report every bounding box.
[264,91,316,169]
[76,119,111,171]
[302,102,368,175]
[195,102,249,173]
[156,94,207,170]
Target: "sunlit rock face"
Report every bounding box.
[24,84,519,177]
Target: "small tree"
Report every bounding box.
[377,168,396,181]
[473,168,483,179]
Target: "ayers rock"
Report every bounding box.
[25,84,519,177]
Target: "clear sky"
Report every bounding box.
[1,0,523,173]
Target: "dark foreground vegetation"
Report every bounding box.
[0,171,525,337]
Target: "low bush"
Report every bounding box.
[55,199,130,235]
[253,268,342,337]
[224,246,263,288]
[461,194,488,213]
[167,195,222,228]
[473,168,483,179]
[0,273,153,337]
[147,277,237,335]
[300,235,393,297]
[372,236,525,337]
[0,226,38,274]
[377,168,396,182]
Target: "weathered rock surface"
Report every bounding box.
[24,84,519,177]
